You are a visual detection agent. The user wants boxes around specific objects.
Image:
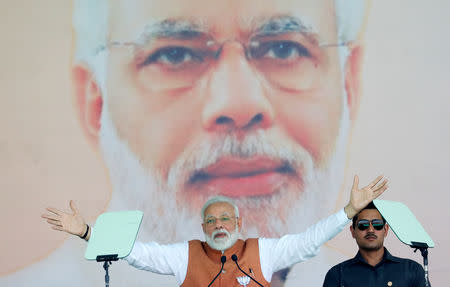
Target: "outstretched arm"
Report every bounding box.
[260,175,388,276]
[41,200,91,241]
[344,175,388,219]
[41,201,188,282]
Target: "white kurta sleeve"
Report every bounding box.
[124,241,189,284]
[258,209,350,282]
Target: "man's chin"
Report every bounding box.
[208,237,239,251]
[360,243,384,251]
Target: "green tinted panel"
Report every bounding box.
[374,199,434,247]
[85,210,143,260]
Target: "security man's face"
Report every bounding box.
[351,209,389,252]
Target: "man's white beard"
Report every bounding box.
[99,96,350,243]
[205,226,240,251]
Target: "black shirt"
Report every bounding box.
[322,248,425,287]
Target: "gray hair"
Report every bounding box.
[335,0,369,44]
[201,196,240,221]
[72,0,109,90]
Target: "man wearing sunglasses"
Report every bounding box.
[322,202,425,287]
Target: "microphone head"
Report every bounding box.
[221,256,226,263]
[231,254,238,262]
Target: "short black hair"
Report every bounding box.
[352,202,386,228]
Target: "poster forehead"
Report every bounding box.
[108,0,337,42]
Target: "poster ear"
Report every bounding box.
[72,65,103,147]
[344,45,365,121]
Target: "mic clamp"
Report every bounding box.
[231,254,264,287]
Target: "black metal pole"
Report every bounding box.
[103,261,111,287]
[412,242,431,287]
[418,247,430,287]
[96,254,118,287]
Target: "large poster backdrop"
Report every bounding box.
[0,0,449,286]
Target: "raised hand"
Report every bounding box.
[344,175,388,219]
[41,200,87,237]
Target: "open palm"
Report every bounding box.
[41,200,86,237]
[346,175,388,218]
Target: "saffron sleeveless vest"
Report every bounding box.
[181,239,270,287]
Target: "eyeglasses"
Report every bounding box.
[356,219,385,231]
[98,32,350,93]
[204,216,237,226]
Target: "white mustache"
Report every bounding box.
[212,228,230,240]
[167,130,315,188]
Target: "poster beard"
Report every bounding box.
[99,89,351,243]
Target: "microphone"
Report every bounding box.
[207,255,227,287]
[231,254,265,287]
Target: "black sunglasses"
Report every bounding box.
[357,219,385,231]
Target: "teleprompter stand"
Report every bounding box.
[84,210,143,286]
[96,254,119,287]
[374,200,434,287]
[411,242,431,287]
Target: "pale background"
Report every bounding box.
[0,0,449,285]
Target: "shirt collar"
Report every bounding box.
[383,248,402,263]
[352,248,402,265]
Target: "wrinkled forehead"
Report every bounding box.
[107,0,338,42]
[204,202,235,218]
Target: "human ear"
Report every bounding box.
[384,224,390,238]
[237,217,242,232]
[350,225,356,239]
[72,65,103,147]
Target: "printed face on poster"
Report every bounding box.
[72,0,365,241]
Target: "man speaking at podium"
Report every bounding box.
[42,175,387,286]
